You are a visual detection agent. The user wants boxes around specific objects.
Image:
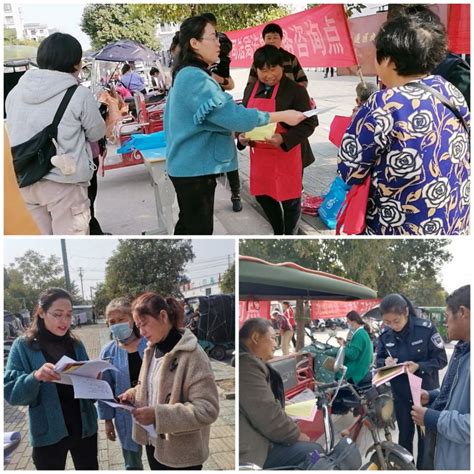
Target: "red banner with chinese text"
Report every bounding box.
[226,4,358,68]
[310,299,381,319]
[239,300,271,327]
[448,4,470,54]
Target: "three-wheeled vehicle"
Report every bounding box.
[90,39,169,172]
[186,294,235,361]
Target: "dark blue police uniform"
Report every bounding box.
[376,316,447,468]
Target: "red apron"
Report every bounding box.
[247,81,302,201]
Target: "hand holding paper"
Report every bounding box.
[245,123,276,141]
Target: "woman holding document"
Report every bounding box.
[165,15,306,235]
[376,293,447,469]
[4,287,99,470]
[238,45,318,235]
[98,297,147,470]
[119,292,219,470]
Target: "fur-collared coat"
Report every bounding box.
[132,329,219,468]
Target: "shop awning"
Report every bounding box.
[240,256,377,301]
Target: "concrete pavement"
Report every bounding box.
[94,70,373,235]
[4,322,235,470]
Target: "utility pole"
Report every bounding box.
[78,267,85,300]
[61,239,71,293]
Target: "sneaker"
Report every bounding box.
[231,194,242,212]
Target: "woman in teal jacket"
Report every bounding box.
[4,288,98,470]
[165,15,306,235]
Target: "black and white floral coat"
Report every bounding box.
[337,75,470,235]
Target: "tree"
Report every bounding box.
[239,239,451,302]
[4,28,17,44]
[130,4,291,32]
[81,4,162,50]
[219,262,235,294]
[4,250,81,314]
[98,240,195,304]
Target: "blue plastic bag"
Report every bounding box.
[318,176,350,229]
[117,131,166,154]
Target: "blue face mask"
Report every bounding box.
[110,322,133,342]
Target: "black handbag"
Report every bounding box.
[11,84,78,188]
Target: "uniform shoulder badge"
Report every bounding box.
[431,333,444,349]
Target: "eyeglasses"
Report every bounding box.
[200,32,219,42]
[47,311,73,321]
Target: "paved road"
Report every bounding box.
[95,69,371,235]
[4,322,235,470]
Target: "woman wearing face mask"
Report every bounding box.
[165,16,306,235]
[4,288,99,470]
[97,297,147,470]
[5,32,105,235]
[119,292,219,470]
[376,294,448,468]
[332,311,374,385]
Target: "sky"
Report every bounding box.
[3,238,235,298]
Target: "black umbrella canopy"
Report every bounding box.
[92,39,158,62]
[239,256,377,301]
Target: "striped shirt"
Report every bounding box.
[246,48,308,87]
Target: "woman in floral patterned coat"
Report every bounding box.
[337,13,470,235]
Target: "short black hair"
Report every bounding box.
[239,317,272,340]
[380,293,417,318]
[201,12,217,26]
[375,14,447,76]
[170,31,180,53]
[253,45,284,70]
[446,285,470,313]
[262,23,283,39]
[150,67,160,75]
[37,32,82,73]
[121,63,131,75]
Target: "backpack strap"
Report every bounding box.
[51,85,79,128]
[406,81,470,138]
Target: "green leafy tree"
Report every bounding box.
[130,4,291,31]
[219,262,235,294]
[98,240,195,303]
[4,28,17,44]
[81,4,161,50]
[4,251,81,314]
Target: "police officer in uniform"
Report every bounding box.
[376,294,447,469]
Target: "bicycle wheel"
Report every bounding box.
[363,451,416,470]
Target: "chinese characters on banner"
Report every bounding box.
[225,4,358,68]
[310,299,381,319]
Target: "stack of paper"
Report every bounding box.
[54,355,118,399]
[372,362,408,387]
[245,123,276,141]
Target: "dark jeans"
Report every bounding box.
[263,441,319,469]
[394,399,425,469]
[88,156,103,235]
[226,169,241,195]
[32,433,98,470]
[145,445,202,470]
[256,195,301,235]
[170,174,217,235]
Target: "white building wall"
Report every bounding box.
[4,3,24,39]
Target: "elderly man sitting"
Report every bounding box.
[239,317,320,468]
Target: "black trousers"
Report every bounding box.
[145,445,202,470]
[256,195,301,235]
[32,433,98,470]
[88,156,104,235]
[226,169,241,195]
[170,175,217,235]
[394,399,425,469]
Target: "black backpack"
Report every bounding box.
[433,52,471,108]
[11,85,78,188]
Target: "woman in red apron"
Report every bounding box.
[239,45,317,234]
